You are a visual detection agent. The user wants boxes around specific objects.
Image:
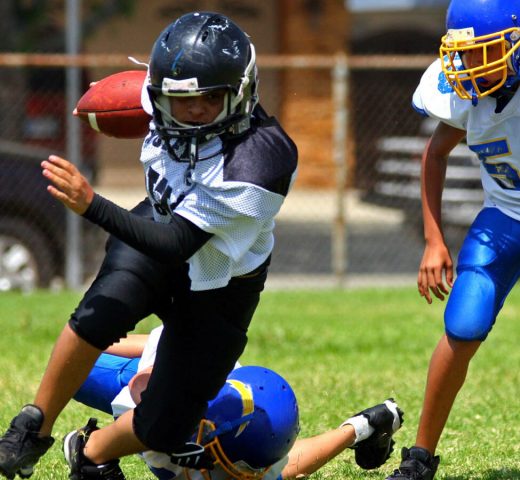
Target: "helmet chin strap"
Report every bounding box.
[202,412,255,444]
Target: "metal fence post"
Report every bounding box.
[332,53,349,285]
[65,0,83,289]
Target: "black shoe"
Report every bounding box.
[385,446,440,480]
[0,405,54,479]
[348,398,404,470]
[63,418,125,480]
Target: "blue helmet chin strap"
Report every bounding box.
[471,89,479,106]
[203,412,256,443]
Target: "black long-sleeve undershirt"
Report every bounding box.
[83,193,213,265]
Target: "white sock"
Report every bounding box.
[341,415,375,445]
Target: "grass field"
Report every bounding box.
[2,286,520,479]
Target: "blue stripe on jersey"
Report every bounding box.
[411,102,427,117]
[469,138,510,161]
[468,139,520,190]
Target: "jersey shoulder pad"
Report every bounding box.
[412,58,470,130]
[223,111,298,196]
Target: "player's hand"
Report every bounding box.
[42,155,94,215]
[170,442,214,470]
[417,242,453,304]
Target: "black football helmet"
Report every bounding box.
[147,12,258,144]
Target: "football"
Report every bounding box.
[75,70,151,138]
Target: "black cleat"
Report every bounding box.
[63,418,125,480]
[0,404,54,479]
[385,446,440,480]
[349,398,404,470]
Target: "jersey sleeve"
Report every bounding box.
[176,183,286,263]
[412,58,470,131]
[83,194,212,265]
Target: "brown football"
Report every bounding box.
[75,70,151,139]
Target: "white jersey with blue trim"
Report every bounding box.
[413,58,520,221]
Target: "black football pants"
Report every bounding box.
[69,198,268,452]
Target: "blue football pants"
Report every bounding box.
[445,207,520,341]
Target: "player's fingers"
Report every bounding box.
[47,155,82,182]
[446,264,454,288]
[42,159,85,191]
[417,269,432,304]
[47,185,72,205]
[42,159,67,176]
[426,268,445,301]
[434,269,449,295]
[417,270,426,295]
[47,155,78,175]
[42,162,72,191]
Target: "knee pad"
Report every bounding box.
[445,269,497,341]
[69,269,156,350]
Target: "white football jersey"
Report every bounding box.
[139,118,297,291]
[413,58,520,221]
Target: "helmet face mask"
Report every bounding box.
[190,366,300,480]
[194,419,268,480]
[440,27,520,100]
[440,0,520,102]
[147,12,258,144]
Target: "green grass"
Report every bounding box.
[1,287,520,478]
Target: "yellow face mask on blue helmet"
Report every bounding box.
[440,0,520,103]
[188,366,300,480]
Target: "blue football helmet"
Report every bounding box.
[440,0,520,101]
[147,12,258,143]
[195,366,300,480]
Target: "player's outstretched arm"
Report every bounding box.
[281,424,356,479]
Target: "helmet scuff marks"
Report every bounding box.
[147,11,259,144]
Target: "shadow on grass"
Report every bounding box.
[445,468,520,479]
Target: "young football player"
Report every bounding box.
[385,1,520,479]
[0,11,298,480]
[72,326,404,480]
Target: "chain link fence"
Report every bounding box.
[0,53,480,291]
